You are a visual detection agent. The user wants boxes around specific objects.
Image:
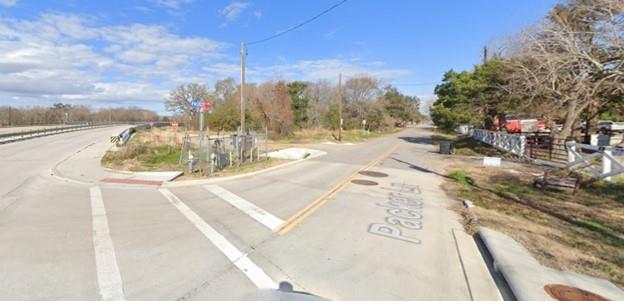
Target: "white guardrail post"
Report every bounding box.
[568,144,576,163]
[565,141,623,181]
[603,150,612,181]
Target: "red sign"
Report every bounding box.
[200,101,213,113]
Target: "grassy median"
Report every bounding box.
[102,128,289,176]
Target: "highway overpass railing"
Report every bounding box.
[0,123,114,144]
[113,122,170,146]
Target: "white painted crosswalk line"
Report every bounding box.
[89,186,126,301]
[158,188,276,289]
[204,185,284,231]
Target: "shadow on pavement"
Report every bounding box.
[389,157,448,178]
[397,136,433,145]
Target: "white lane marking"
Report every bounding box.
[89,186,125,301]
[158,188,276,289]
[204,185,284,231]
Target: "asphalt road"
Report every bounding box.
[0,126,501,301]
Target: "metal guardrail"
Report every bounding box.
[0,123,114,144]
[469,128,526,156]
[113,122,170,147]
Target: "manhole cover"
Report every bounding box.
[358,171,388,178]
[351,179,378,186]
[544,284,609,301]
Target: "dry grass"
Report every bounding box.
[443,161,624,288]
[272,127,399,144]
[103,127,292,178]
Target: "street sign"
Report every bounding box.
[191,99,201,109]
[200,101,213,113]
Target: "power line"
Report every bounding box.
[246,0,348,46]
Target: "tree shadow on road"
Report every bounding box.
[389,157,448,178]
[397,136,433,145]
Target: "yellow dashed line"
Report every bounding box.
[275,141,403,235]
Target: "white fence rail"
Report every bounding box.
[565,142,624,181]
[469,129,526,157]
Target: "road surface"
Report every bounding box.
[0,126,501,300]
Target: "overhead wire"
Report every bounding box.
[246,0,348,46]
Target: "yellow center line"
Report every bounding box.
[275,141,403,235]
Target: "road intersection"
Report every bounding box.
[0,126,501,300]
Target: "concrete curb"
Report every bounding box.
[451,229,503,301]
[478,228,624,301]
[164,152,326,187]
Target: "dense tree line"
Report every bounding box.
[165,74,424,137]
[0,103,160,126]
[431,0,623,139]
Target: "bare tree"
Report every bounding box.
[304,80,336,128]
[344,74,382,103]
[506,0,624,139]
[343,74,383,127]
[164,83,211,129]
[214,78,237,104]
[249,81,294,137]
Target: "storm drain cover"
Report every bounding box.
[544,284,609,301]
[358,171,388,178]
[351,179,378,186]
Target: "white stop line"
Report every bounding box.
[204,185,283,231]
[158,188,276,289]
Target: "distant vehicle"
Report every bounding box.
[597,120,624,134]
[494,114,547,134]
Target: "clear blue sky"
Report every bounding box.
[0,0,558,113]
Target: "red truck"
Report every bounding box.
[494,114,547,133]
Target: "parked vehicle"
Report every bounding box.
[597,120,624,134]
[494,114,547,134]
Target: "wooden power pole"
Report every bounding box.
[240,42,246,135]
[338,73,343,142]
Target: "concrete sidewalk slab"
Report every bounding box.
[479,228,624,301]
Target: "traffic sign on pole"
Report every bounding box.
[191,99,201,110]
[200,101,213,113]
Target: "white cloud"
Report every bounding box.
[0,13,412,112]
[253,10,263,19]
[219,2,251,25]
[323,29,337,39]
[151,0,192,9]
[251,58,410,82]
[0,0,17,7]
[0,13,227,110]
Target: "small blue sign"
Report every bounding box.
[191,99,200,109]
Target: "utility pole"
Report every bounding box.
[338,73,343,142]
[240,42,246,135]
[109,108,112,124]
[8,105,11,127]
[483,46,488,64]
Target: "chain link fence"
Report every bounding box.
[179,129,269,176]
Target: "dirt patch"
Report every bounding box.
[442,160,624,289]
